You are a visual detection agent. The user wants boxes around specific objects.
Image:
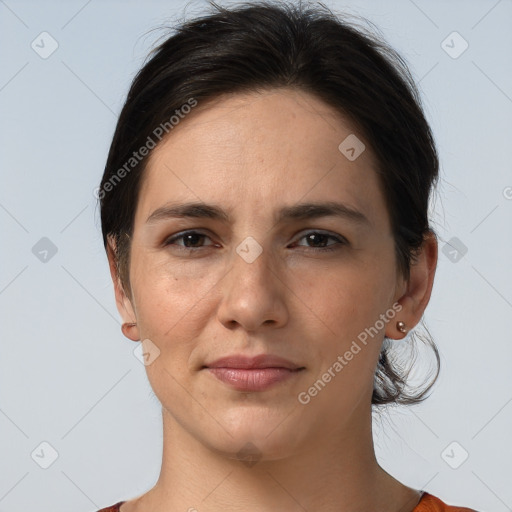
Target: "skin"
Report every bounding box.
[108,88,438,512]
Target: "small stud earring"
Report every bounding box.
[396,321,407,333]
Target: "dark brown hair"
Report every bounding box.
[99,0,440,407]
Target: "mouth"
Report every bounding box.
[202,354,305,392]
[204,367,305,392]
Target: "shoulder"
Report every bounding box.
[94,501,125,512]
[414,492,480,512]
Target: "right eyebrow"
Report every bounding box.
[146,202,230,224]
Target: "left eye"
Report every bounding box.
[292,231,347,251]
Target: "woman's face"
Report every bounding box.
[115,88,409,460]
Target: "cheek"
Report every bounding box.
[130,253,220,343]
[301,261,394,336]
[296,268,394,399]
[298,265,397,392]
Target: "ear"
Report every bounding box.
[386,231,438,339]
[107,235,140,341]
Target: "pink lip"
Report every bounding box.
[203,354,305,392]
[205,354,302,370]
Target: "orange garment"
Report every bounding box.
[414,492,478,511]
[95,491,479,511]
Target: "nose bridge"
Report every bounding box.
[216,234,287,331]
[230,234,276,296]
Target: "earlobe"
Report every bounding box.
[106,236,140,341]
[121,322,140,342]
[386,295,414,339]
[386,231,438,339]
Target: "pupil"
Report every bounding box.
[308,233,327,247]
[185,233,203,247]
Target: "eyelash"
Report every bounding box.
[163,230,348,253]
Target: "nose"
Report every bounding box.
[216,241,289,333]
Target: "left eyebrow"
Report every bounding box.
[274,201,370,226]
[145,200,370,227]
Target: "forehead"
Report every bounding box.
[136,88,386,227]
[147,88,367,165]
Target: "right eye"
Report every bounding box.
[163,230,217,251]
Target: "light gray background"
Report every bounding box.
[1,0,511,511]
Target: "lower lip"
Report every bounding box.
[206,367,303,391]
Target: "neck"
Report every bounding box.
[135,400,422,512]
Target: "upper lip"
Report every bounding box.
[204,354,304,370]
